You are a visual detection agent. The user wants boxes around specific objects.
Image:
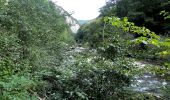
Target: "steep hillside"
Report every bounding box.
[57,5,80,33]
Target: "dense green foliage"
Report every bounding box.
[43,50,139,99]
[98,0,170,64]
[76,17,130,60]
[105,16,170,77]
[76,16,170,99]
[0,0,74,99]
[77,1,170,99]
[1,0,170,99]
[100,0,170,34]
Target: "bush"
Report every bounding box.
[0,75,37,100]
[41,50,139,100]
[0,0,74,99]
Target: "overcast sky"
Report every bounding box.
[51,0,106,20]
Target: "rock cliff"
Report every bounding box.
[56,5,80,34]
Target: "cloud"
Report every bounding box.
[51,0,105,20]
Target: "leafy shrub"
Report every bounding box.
[105,17,170,62]
[41,50,139,100]
[0,0,74,99]
[0,75,37,100]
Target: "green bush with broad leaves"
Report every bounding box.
[42,50,142,100]
[0,0,74,99]
[0,75,37,100]
[105,16,170,80]
[104,16,170,61]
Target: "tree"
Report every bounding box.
[100,0,170,34]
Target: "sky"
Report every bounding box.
[51,0,106,20]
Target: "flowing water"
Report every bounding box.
[66,46,170,97]
[132,61,170,97]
